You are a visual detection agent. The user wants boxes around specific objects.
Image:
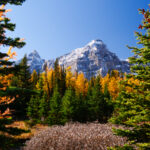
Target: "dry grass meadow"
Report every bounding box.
[23,123,126,150]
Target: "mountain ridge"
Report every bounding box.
[21,39,130,78]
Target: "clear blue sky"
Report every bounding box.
[6,0,149,60]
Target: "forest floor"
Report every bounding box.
[0,121,48,150]
[1,121,127,150]
[23,122,126,150]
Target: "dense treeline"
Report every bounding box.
[9,55,143,126]
[10,57,122,124]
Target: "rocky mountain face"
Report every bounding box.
[23,39,130,78]
[27,50,45,72]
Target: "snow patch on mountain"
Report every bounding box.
[58,39,130,77]
[22,39,130,78]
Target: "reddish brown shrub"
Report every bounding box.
[23,123,126,150]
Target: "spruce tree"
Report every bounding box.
[18,54,31,89]
[36,75,44,91]
[0,1,25,117]
[72,93,88,123]
[54,58,60,86]
[27,96,40,123]
[88,75,103,122]
[59,66,66,96]
[12,55,32,118]
[0,0,25,5]
[61,87,75,123]
[39,93,49,122]
[0,0,26,148]
[110,7,150,149]
[48,85,62,125]
[103,83,114,122]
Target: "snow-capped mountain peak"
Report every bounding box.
[24,39,130,78]
[27,50,44,72]
[28,50,41,59]
[86,39,104,47]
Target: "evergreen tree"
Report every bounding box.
[61,87,75,123]
[36,75,44,91]
[88,75,110,123]
[0,0,25,117]
[53,59,66,96]
[87,77,95,98]
[110,7,150,149]
[0,0,26,149]
[72,93,88,123]
[103,83,114,121]
[87,75,102,121]
[44,63,51,98]
[18,55,31,89]
[27,96,40,122]
[47,85,62,125]
[10,76,19,87]
[59,66,66,96]
[54,58,60,86]
[0,0,25,5]
[11,55,32,118]
[39,93,49,122]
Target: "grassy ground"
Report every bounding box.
[23,123,127,150]
[1,121,127,150]
[0,121,48,150]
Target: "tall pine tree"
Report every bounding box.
[110,6,150,150]
[0,0,26,149]
[47,85,62,125]
[0,0,25,117]
[18,54,31,89]
[88,75,105,122]
[61,87,75,123]
[27,96,39,123]
[12,55,32,118]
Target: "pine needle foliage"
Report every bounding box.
[48,85,62,125]
[0,0,25,117]
[110,6,150,150]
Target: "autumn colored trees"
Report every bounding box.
[0,1,25,119]
[25,59,117,125]
[0,1,26,149]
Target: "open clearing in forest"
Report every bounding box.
[23,123,126,150]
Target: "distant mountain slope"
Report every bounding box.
[21,39,130,77]
[58,39,130,77]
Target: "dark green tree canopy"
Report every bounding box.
[0,0,25,5]
[110,6,150,150]
[0,1,25,76]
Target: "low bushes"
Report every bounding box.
[23,123,126,150]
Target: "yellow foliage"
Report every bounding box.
[0,74,15,118]
[108,77,121,100]
[66,66,75,88]
[75,72,88,95]
[101,70,122,100]
[125,77,140,93]
[101,74,110,93]
[41,68,54,96]
[101,71,141,100]
[47,68,54,91]
[0,5,18,118]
